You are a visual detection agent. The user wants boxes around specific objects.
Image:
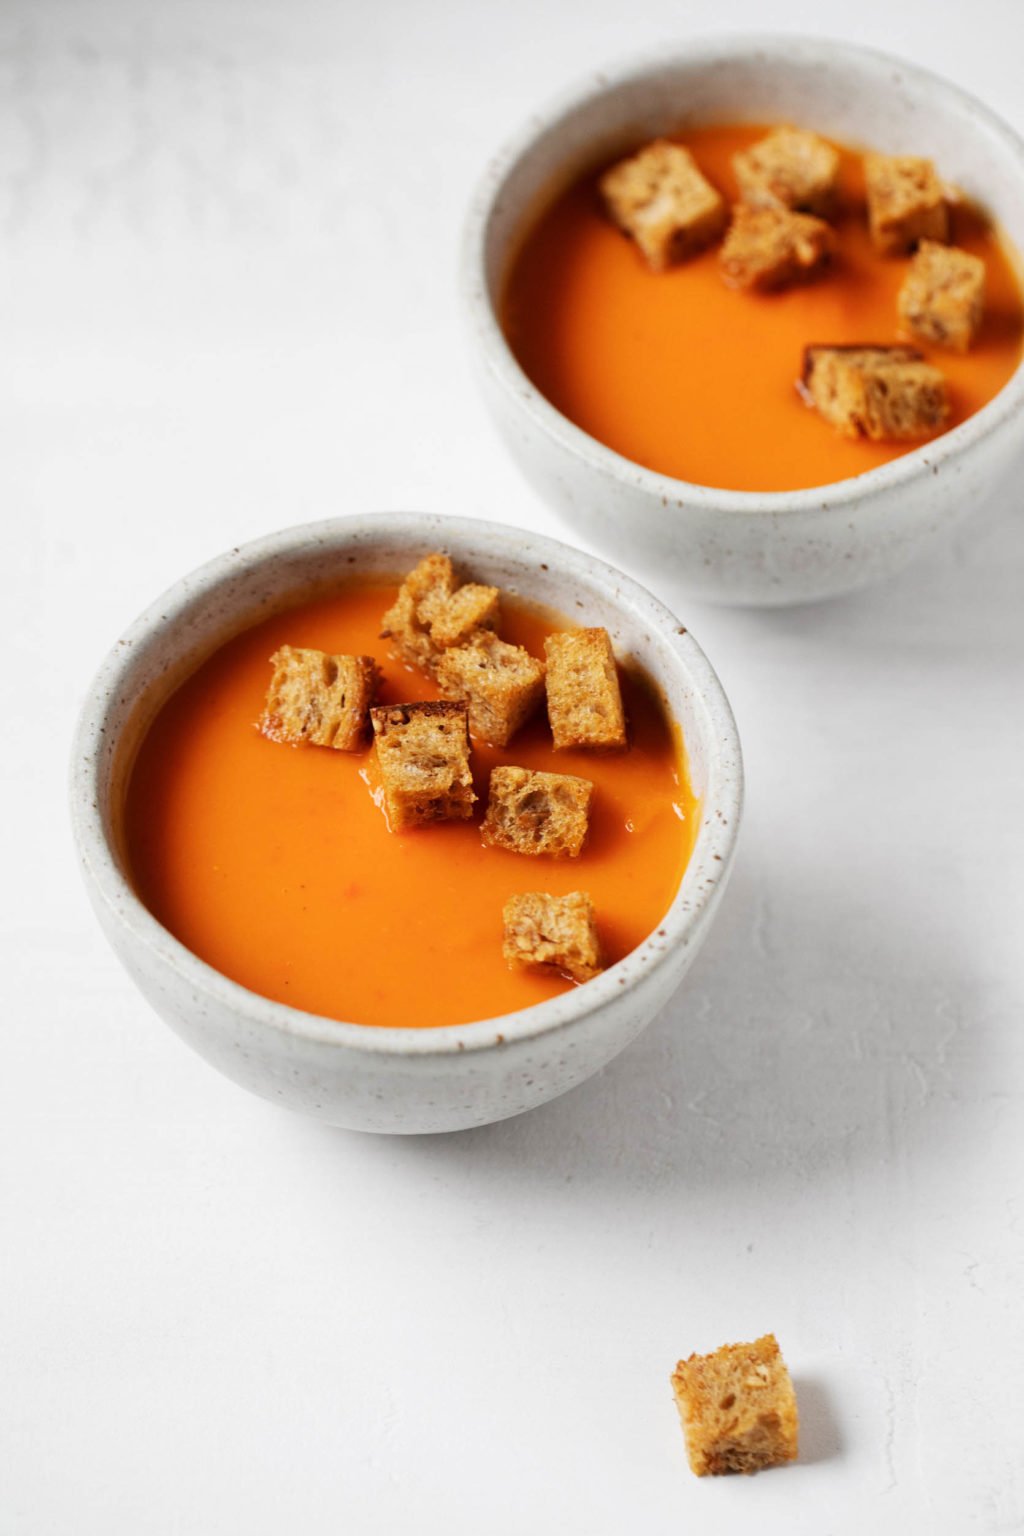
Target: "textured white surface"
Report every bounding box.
[3,1,1023,1531]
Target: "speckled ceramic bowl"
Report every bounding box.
[462,35,1024,606]
[70,514,743,1134]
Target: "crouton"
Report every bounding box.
[428,583,501,649]
[380,553,454,671]
[435,632,545,747]
[800,344,950,441]
[482,766,593,858]
[502,891,604,983]
[733,126,840,216]
[898,239,985,352]
[864,153,949,254]
[671,1334,799,1477]
[599,140,728,272]
[544,629,627,752]
[380,553,499,673]
[719,205,836,291]
[260,645,379,750]
[369,700,475,830]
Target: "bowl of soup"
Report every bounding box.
[462,36,1024,605]
[70,513,742,1134]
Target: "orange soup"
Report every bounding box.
[503,124,1024,492]
[125,585,697,1028]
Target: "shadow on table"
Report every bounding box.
[683,459,1024,660]
[374,840,986,1199]
[790,1377,842,1466]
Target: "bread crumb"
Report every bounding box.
[864,153,949,254]
[370,700,475,830]
[483,765,593,858]
[600,140,728,271]
[381,554,499,673]
[544,629,627,751]
[426,583,501,650]
[800,344,949,440]
[436,631,545,747]
[671,1334,799,1476]
[733,126,840,216]
[720,204,836,291]
[898,239,985,352]
[502,890,604,982]
[261,646,379,750]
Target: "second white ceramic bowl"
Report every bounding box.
[71,514,742,1134]
[463,35,1024,606]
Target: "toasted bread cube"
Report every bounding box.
[800,344,949,441]
[380,553,455,671]
[864,153,949,254]
[379,582,432,670]
[544,629,627,752]
[483,766,593,858]
[260,646,379,750]
[502,891,604,983]
[600,140,727,272]
[435,632,545,747]
[671,1334,799,1477]
[719,205,836,291]
[370,700,475,830]
[381,554,500,673]
[428,583,501,649]
[898,239,985,352]
[733,127,840,216]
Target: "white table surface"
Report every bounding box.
[5,0,1023,1530]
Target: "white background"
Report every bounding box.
[4,1,1024,1531]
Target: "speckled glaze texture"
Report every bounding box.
[462,36,1024,606]
[70,514,743,1134]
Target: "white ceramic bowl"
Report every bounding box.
[462,35,1024,607]
[70,514,743,1134]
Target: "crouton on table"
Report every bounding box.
[732,126,840,216]
[502,891,604,983]
[898,239,985,352]
[864,153,949,254]
[800,344,949,441]
[719,205,836,291]
[436,631,545,747]
[261,646,379,750]
[380,553,499,673]
[671,1334,799,1476]
[544,629,627,751]
[482,766,593,858]
[370,700,475,830]
[599,140,728,271]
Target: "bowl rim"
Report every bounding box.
[70,511,744,1059]
[461,31,1024,513]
